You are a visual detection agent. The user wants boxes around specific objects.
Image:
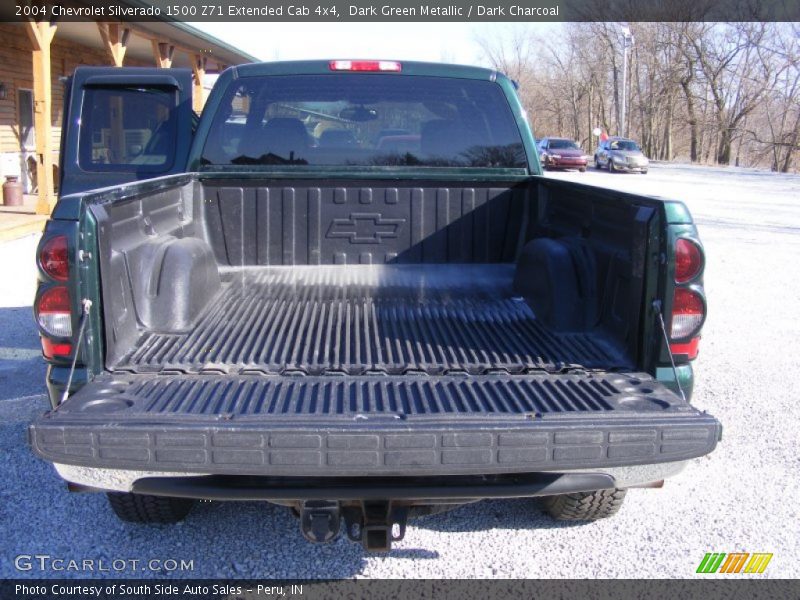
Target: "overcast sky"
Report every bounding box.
[191,22,556,66]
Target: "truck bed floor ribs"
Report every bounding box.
[116,265,629,376]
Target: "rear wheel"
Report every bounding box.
[107,492,195,524]
[579,167,586,172]
[542,488,627,521]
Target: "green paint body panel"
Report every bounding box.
[656,365,695,399]
[664,200,694,224]
[37,209,104,408]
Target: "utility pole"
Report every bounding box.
[620,25,633,138]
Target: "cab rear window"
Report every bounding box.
[78,86,177,172]
[201,74,527,169]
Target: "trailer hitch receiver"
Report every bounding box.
[343,501,409,552]
[298,500,409,551]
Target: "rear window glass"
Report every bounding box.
[200,74,527,169]
[78,86,177,172]
[610,140,641,151]
[548,139,579,150]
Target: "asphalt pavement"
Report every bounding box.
[1,163,798,578]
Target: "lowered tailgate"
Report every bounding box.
[30,372,720,476]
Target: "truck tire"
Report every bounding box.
[107,492,195,524]
[542,488,627,521]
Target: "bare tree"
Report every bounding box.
[474,22,799,172]
[743,23,800,172]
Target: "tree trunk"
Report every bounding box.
[716,128,731,165]
[681,81,699,161]
[780,114,800,173]
[587,82,594,150]
[663,102,673,160]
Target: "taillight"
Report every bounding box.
[36,286,72,339]
[675,238,702,283]
[40,235,69,281]
[329,60,402,72]
[36,233,75,359]
[670,287,704,340]
[41,338,72,359]
[670,337,700,360]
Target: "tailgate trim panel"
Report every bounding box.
[30,373,720,476]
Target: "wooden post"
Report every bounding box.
[25,20,57,216]
[97,23,130,67]
[192,56,207,114]
[152,41,175,68]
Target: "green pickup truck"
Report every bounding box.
[30,61,719,551]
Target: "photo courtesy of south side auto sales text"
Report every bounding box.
[15,584,302,597]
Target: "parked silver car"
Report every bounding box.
[594,137,649,173]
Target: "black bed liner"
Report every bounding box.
[30,371,720,477]
[114,265,630,376]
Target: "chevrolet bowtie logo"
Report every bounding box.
[326,213,404,243]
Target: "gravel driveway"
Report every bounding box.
[2,163,798,578]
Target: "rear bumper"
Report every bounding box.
[613,162,648,172]
[30,373,721,478]
[53,460,689,497]
[546,158,587,169]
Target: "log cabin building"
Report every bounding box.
[0,11,255,215]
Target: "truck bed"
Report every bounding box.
[31,177,722,480]
[115,264,629,376]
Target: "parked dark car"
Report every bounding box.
[594,136,649,173]
[537,137,588,171]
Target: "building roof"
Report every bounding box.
[181,23,258,65]
[0,0,258,69]
[138,20,259,66]
[51,20,257,70]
